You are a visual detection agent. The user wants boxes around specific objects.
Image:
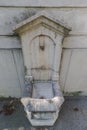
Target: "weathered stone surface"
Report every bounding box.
[21,97,64,112]
[14,11,71,33]
[14,12,68,126]
[0,0,87,100]
[21,96,64,126]
[0,8,86,35]
[32,82,54,99]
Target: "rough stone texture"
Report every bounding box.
[0,97,87,130]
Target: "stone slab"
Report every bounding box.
[0,49,24,97]
[63,36,87,48]
[0,0,87,7]
[63,49,87,95]
[0,36,21,48]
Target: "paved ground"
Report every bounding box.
[0,97,87,130]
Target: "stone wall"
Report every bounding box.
[0,0,87,97]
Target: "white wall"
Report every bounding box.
[0,49,25,97]
[0,0,87,97]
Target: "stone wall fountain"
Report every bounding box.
[14,11,71,127]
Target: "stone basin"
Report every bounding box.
[21,96,64,126]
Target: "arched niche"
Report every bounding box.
[29,35,55,80]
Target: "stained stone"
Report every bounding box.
[14,11,70,126]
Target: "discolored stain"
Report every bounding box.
[73,107,79,112]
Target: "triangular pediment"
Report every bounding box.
[14,11,71,35]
